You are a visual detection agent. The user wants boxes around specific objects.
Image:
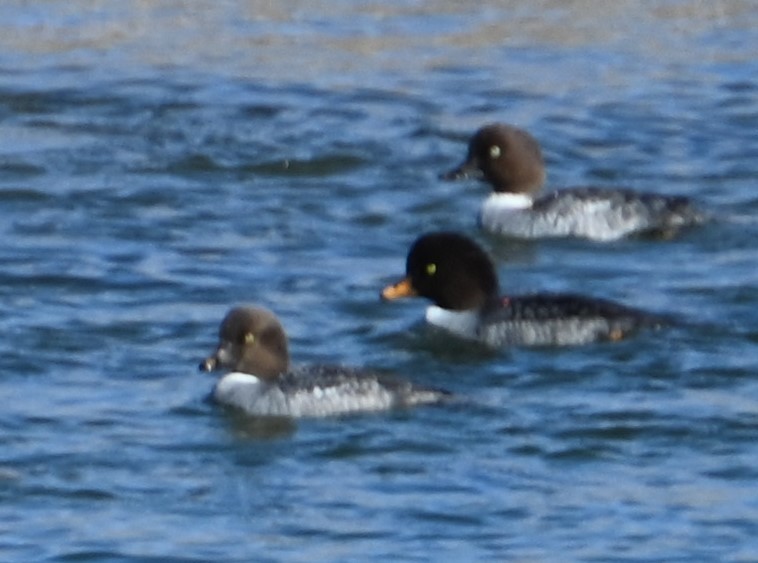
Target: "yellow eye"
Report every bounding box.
[489,145,501,159]
[426,263,437,276]
[244,332,255,344]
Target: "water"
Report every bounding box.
[1,1,757,560]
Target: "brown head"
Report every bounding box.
[441,123,546,195]
[199,306,289,380]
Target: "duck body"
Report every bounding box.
[382,232,664,348]
[201,306,448,418]
[434,293,657,347]
[213,366,444,418]
[481,187,703,241]
[444,123,705,241]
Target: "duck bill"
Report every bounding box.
[381,277,417,301]
[440,157,480,181]
[199,341,235,371]
[199,354,219,372]
[199,343,232,372]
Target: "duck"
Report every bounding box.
[381,232,665,347]
[200,306,449,417]
[441,123,705,241]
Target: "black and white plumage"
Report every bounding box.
[442,123,706,241]
[382,232,665,347]
[201,306,449,418]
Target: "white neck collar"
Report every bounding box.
[425,306,480,340]
[485,192,533,210]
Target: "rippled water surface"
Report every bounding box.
[1,1,757,561]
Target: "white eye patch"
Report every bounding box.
[489,145,501,159]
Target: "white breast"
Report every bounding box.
[213,372,266,409]
[212,371,413,417]
[425,306,481,341]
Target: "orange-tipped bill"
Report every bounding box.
[381,277,417,301]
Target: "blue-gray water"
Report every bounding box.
[1,2,757,561]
